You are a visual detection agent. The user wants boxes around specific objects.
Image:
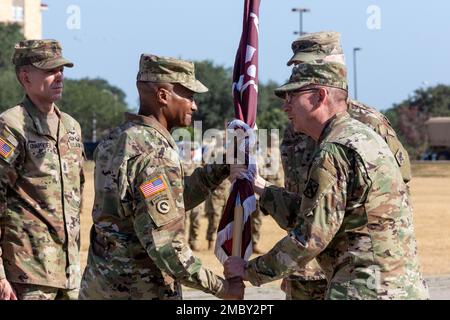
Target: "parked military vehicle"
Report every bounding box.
[423,117,450,160]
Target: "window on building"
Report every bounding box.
[11,6,24,22]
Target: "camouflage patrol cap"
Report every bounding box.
[12,39,74,70]
[274,62,348,98]
[287,31,344,66]
[137,54,208,93]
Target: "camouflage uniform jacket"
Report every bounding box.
[248,112,429,300]
[80,113,230,299]
[265,100,412,280]
[0,96,84,289]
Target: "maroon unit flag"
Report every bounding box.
[215,0,260,264]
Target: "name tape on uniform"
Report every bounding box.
[140,176,168,199]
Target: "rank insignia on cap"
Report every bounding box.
[140,176,168,199]
[303,179,319,199]
[0,137,14,159]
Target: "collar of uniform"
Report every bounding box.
[124,113,176,149]
[318,111,351,144]
[22,95,61,137]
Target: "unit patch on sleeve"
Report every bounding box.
[303,179,319,199]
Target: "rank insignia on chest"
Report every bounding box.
[140,176,168,199]
[303,179,319,199]
[0,137,14,159]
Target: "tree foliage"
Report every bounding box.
[59,78,129,141]
[193,60,234,130]
[0,23,23,70]
[193,60,286,132]
[0,23,25,110]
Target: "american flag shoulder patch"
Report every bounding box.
[0,137,14,159]
[139,175,168,199]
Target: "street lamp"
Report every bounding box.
[292,7,310,36]
[353,47,362,100]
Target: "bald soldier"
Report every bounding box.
[273,31,412,300]
[0,40,84,300]
[79,54,243,300]
[225,61,429,300]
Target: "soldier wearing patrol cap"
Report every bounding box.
[225,61,429,300]
[79,54,244,300]
[274,31,413,300]
[0,40,84,300]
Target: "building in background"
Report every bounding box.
[0,0,46,39]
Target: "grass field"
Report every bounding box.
[80,162,450,277]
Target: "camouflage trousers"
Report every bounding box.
[185,205,202,245]
[251,203,263,246]
[281,276,328,300]
[79,248,183,300]
[205,196,226,242]
[12,283,79,300]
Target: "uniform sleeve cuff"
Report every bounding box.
[213,277,227,298]
[245,258,264,287]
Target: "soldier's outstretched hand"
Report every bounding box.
[0,279,17,300]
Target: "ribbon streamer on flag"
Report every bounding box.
[215,0,260,264]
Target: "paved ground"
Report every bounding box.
[184,276,450,300]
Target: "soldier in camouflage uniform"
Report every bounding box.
[203,132,231,250]
[0,40,84,300]
[274,31,412,300]
[182,144,202,251]
[79,54,243,300]
[225,61,429,300]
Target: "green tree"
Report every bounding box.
[0,23,25,110]
[59,78,129,141]
[193,60,234,130]
[257,80,288,132]
[0,23,23,70]
[0,70,23,111]
[193,60,285,132]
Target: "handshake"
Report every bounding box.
[218,257,248,300]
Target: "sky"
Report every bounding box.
[42,0,450,111]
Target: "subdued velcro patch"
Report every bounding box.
[0,137,15,159]
[395,149,405,166]
[303,179,319,199]
[139,175,168,199]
